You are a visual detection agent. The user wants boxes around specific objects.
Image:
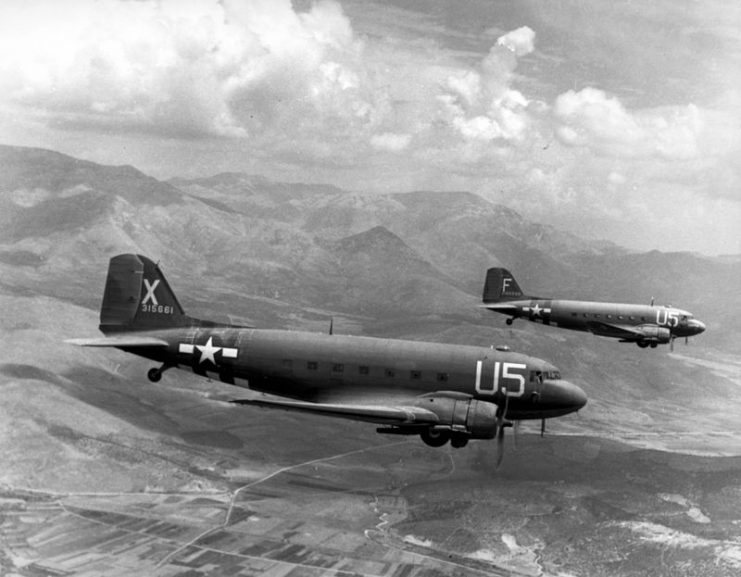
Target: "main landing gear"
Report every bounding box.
[506,318,514,326]
[420,429,470,448]
[636,342,658,349]
[147,364,172,382]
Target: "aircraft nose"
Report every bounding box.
[542,380,587,415]
[690,319,706,334]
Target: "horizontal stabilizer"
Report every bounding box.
[480,303,520,311]
[231,397,440,426]
[66,336,169,348]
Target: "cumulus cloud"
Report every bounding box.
[0,3,543,167]
[370,132,412,152]
[496,26,536,57]
[438,27,535,144]
[0,0,373,140]
[553,87,703,159]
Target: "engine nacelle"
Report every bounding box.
[415,395,497,439]
[639,325,672,343]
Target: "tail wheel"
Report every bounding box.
[147,368,163,382]
[420,428,450,447]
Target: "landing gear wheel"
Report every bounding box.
[506,318,514,326]
[147,368,162,383]
[420,429,450,447]
[450,434,469,449]
[650,343,658,349]
[637,342,649,349]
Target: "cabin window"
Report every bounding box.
[332,363,344,373]
[583,313,589,318]
[641,316,646,321]
[436,372,449,383]
[282,359,292,368]
[606,314,612,319]
[617,315,624,320]
[307,361,318,371]
[530,371,543,383]
[629,316,636,320]
[358,365,369,375]
[594,314,600,318]
[410,370,421,380]
[681,315,687,321]
[385,368,395,378]
[571,312,577,317]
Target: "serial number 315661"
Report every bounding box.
[141,304,174,314]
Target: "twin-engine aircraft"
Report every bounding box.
[482,268,705,349]
[69,254,586,463]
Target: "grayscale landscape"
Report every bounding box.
[1,145,741,576]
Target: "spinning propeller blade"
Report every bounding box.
[495,389,512,468]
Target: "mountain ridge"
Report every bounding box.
[0,143,736,348]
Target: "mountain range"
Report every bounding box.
[0,144,737,342]
[2,143,741,575]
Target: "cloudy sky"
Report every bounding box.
[0,0,738,255]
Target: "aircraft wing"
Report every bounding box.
[584,321,645,340]
[66,336,169,348]
[231,397,440,426]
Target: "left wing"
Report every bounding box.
[231,397,440,426]
[66,336,169,348]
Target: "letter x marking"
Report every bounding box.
[143,279,160,305]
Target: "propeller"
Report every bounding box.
[540,418,546,437]
[495,388,513,468]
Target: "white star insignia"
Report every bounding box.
[196,337,221,365]
[531,303,542,317]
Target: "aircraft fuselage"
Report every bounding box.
[121,327,586,421]
[489,299,705,346]
[482,267,705,347]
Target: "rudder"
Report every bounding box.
[100,254,190,333]
[482,268,525,303]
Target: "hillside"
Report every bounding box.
[0,142,737,434]
[2,144,741,576]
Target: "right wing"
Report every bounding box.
[231,397,440,426]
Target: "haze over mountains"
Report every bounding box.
[0,144,737,342]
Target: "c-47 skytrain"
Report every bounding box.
[69,254,587,464]
[482,268,706,349]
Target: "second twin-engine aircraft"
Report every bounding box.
[482,268,706,349]
[69,254,586,464]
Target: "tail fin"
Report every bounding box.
[100,254,192,334]
[482,268,525,303]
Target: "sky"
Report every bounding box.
[0,0,739,255]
